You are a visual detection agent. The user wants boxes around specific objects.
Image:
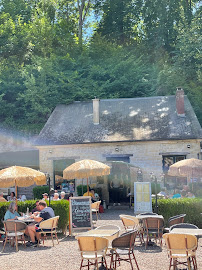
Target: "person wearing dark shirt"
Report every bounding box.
[31,200,41,214]
[27,200,55,247]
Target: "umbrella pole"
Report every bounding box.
[15,181,18,208]
[87,177,89,196]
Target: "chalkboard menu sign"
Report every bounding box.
[69,196,92,235]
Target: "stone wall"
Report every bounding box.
[37,139,201,202]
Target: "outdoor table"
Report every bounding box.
[136,214,164,220]
[76,228,119,241]
[16,217,36,224]
[170,228,202,238]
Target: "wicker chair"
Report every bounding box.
[119,215,144,243]
[37,216,59,246]
[144,217,164,249]
[91,201,101,221]
[164,214,186,233]
[163,233,198,270]
[2,220,27,252]
[77,236,109,270]
[169,223,198,232]
[110,230,140,270]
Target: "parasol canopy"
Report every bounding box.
[168,158,202,178]
[0,166,46,188]
[63,159,110,179]
[63,159,110,194]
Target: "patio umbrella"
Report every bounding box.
[63,159,110,194]
[168,158,202,188]
[0,166,46,204]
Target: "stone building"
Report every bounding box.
[35,89,202,204]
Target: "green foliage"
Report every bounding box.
[188,182,202,198]
[77,185,87,196]
[0,200,69,232]
[155,198,202,228]
[0,0,201,131]
[33,186,49,199]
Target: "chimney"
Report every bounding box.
[176,88,185,117]
[92,98,100,125]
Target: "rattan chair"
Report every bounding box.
[77,236,109,270]
[169,223,198,232]
[163,233,198,270]
[144,217,164,249]
[164,214,186,233]
[2,220,27,252]
[91,201,101,221]
[119,215,144,243]
[110,230,140,270]
[37,216,59,246]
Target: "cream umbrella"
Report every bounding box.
[168,158,202,188]
[63,159,110,194]
[0,166,46,204]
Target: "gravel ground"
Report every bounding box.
[1,209,202,270]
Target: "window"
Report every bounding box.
[162,155,186,173]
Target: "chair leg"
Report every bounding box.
[80,259,83,270]
[103,256,108,270]
[187,258,191,270]
[95,259,99,270]
[169,258,172,270]
[51,233,54,247]
[2,236,8,252]
[55,231,59,244]
[87,259,90,270]
[128,252,134,270]
[15,236,18,252]
[132,250,140,270]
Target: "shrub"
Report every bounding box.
[154,198,202,228]
[0,200,69,232]
[33,186,49,199]
[151,183,161,194]
[77,185,87,196]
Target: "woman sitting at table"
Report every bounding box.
[4,202,20,221]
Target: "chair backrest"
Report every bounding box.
[120,216,138,230]
[170,223,198,231]
[91,201,101,210]
[144,217,164,230]
[168,214,186,226]
[39,216,59,229]
[77,236,108,252]
[119,215,139,226]
[139,212,157,215]
[163,233,198,255]
[112,230,137,249]
[4,220,27,232]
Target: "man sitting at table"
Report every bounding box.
[26,200,55,247]
[31,200,41,214]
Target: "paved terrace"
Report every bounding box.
[1,209,202,270]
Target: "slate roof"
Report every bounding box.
[35,96,202,146]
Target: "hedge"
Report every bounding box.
[33,186,49,199]
[0,200,69,232]
[154,198,202,228]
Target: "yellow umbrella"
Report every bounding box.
[0,166,46,204]
[63,159,110,194]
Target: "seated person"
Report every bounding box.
[66,193,73,200]
[7,191,16,202]
[42,193,49,201]
[187,192,195,198]
[0,192,7,202]
[31,200,41,214]
[83,189,94,197]
[172,189,182,199]
[52,192,60,201]
[18,194,27,202]
[26,200,55,247]
[4,202,20,221]
[60,191,66,200]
